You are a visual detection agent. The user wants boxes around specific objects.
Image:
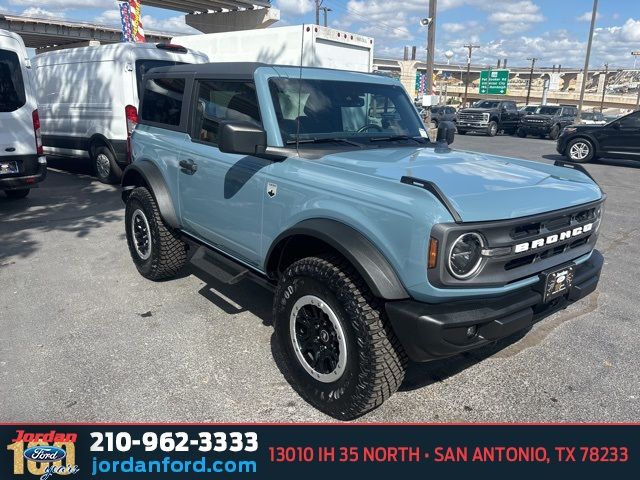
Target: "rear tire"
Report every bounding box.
[274,254,407,420]
[125,187,187,280]
[566,138,595,163]
[549,124,561,140]
[5,189,30,199]
[92,145,122,184]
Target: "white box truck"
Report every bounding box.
[173,25,374,73]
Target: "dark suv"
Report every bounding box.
[428,105,457,126]
[518,105,578,140]
[557,110,640,163]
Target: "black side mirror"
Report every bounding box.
[218,121,267,156]
[436,120,455,150]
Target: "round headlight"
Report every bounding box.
[448,233,484,279]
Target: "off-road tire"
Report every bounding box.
[92,145,122,184]
[125,187,186,280]
[549,124,561,140]
[5,189,30,199]
[274,254,408,420]
[517,127,527,138]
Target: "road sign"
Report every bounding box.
[479,69,509,95]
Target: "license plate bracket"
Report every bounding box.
[0,161,18,175]
[541,263,575,303]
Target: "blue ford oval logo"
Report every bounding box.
[23,446,66,463]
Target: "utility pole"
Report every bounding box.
[600,63,608,112]
[577,0,599,122]
[525,57,538,106]
[425,0,437,97]
[320,6,332,27]
[462,44,480,107]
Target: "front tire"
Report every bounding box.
[125,187,186,280]
[517,127,527,138]
[566,138,595,163]
[5,189,30,199]
[457,129,467,135]
[487,121,498,136]
[274,255,407,420]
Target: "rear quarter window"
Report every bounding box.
[0,49,26,112]
[140,77,186,127]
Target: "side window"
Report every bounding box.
[140,77,185,127]
[192,79,261,145]
[505,102,517,112]
[618,112,640,129]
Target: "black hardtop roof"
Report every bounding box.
[147,62,269,77]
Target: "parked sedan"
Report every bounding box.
[557,110,640,163]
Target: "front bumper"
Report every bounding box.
[457,121,489,130]
[520,124,551,135]
[0,155,47,190]
[385,250,603,362]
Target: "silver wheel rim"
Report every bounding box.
[490,123,497,135]
[131,209,152,260]
[289,295,347,383]
[96,153,111,179]
[569,142,590,160]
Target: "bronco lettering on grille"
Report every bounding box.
[514,223,593,253]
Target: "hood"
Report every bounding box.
[316,147,602,222]
[460,108,492,113]
[523,114,554,121]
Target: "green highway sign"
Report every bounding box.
[479,69,509,95]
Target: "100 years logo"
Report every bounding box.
[6,430,80,480]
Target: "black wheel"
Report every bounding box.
[125,187,187,280]
[5,189,30,199]
[566,138,595,163]
[549,124,561,140]
[274,254,407,420]
[487,121,498,136]
[457,129,467,135]
[92,145,122,184]
[538,133,546,139]
[517,127,527,138]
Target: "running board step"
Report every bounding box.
[190,246,248,285]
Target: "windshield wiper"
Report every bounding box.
[285,137,364,148]
[368,135,425,143]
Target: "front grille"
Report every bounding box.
[428,199,604,288]
[458,112,486,122]
[524,118,546,124]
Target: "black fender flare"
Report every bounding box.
[266,219,410,300]
[120,160,181,228]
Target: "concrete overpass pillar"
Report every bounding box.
[186,8,280,33]
[399,60,419,99]
[597,72,607,94]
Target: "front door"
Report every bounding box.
[599,111,640,157]
[178,78,269,267]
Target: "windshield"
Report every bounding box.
[473,100,500,109]
[268,78,425,144]
[535,106,560,115]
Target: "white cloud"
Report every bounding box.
[274,0,314,16]
[442,22,466,34]
[141,14,200,35]
[577,11,601,22]
[620,18,640,42]
[21,7,64,18]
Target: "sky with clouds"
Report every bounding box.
[0,0,639,68]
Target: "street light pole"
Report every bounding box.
[462,44,479,107]
[320,7,332,27]
[425,0,437,97]
[600,63,608,112]
[525,57,538,106]
[577,0,599,122]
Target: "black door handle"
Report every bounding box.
[179,159,197,173]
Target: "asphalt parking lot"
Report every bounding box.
[1,134,638,422]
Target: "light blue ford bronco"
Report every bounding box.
[122,63,605,419]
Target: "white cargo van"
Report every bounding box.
[0,29,46,199]
[173,25,374,73]
[33,42,207,183]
